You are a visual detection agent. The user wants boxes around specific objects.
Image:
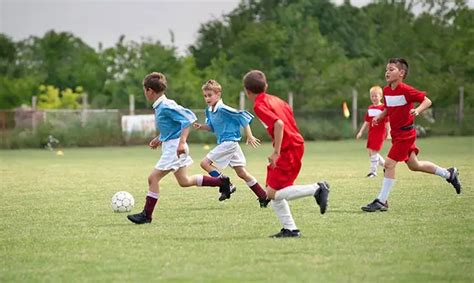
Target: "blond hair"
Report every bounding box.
[201,80,222,93]
[369,85,383,96]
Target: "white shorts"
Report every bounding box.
[155,138,193,171]
[206,141,246,169]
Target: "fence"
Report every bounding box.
[0,105,472,149]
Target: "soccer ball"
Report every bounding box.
[111,191,135,212]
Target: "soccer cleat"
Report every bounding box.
[366,172,377,178]
[446,167,461,194]
[218,177,235,201]
[269,228,301,238]
[361,199,388,212]
[258,198,271,208]
[314,181,330,214]
[127,210,151,224]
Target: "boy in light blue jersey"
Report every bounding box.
[127,73,232,225]
[194,80,269,207]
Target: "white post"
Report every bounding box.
[288,92,294,109]
[32,96,37,133]
[239,91,245,110]
[81,93,88,126]
[458,86,464,125]
[352,89,358,131]
[129,95,135,115]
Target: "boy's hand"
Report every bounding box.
[386,134,392,140]
[149,138,162,149]
[356,132,362,139]
[246,136,261,148]
[193,122,202,129]
[176,142,186,157]
[268,151,280,168]
[372,116,380,126]
[409,109,419,116]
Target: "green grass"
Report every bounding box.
[1,137,473,282]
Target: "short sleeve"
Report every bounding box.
[405,85,425,103]
[254,103,279,129]
[364,111,370,122]
[165,105,197,129]
[205,109,214,132]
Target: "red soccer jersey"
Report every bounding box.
[253,93,304,150]
[364,104,388,151]
[383,82,425,136]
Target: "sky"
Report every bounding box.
[1,0,473,55]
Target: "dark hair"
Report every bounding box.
[388,58,409,79]
[143,72,167,93]
[243,70,267,93]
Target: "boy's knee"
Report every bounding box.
[407,162,419,171]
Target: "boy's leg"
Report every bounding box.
[362,158,397,212]
[377,153,385,167]
[233,166,268,205]
[406,152,461,194]
[367,149,378,177]
[127,168,170,224]
[173,166,234,200]
[200,157,221,177]
[266,187,300,238]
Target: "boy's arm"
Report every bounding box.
[356,122,368,139]
[149,136,162,149]
[411,97,432,116]
[372,109,388,126]
[193,122,211,131]
[176,126,190,157]
[385,122,391,139]
[268,120,284,168]
[243,124,261,148]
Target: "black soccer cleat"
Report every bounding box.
[218,177,235,201]
[127,210,151,224]
[361,199,388,212]
[269,228,301,238]
[258,198,271,208]
[314,181,330,214]
[446,167,461,194]
[366,172,377,178]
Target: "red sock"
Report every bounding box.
[144,196,157,220]
[201,176,222,187]
[250,183,267,199]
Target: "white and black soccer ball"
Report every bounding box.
[111,191,135,213]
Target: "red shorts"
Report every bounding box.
[366,137,384,151]
[266,144,304,190]
[366,129,385,151]
[387,132,419,162]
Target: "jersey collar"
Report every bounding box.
[209,99,224,113]
[152,94,167,109]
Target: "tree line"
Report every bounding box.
[0,0,472,111]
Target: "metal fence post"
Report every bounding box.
[458,86,464,126]
[129,94,135,115]
[352,89,358,131]
[288,92,294,109]
[239,91,245,110]
[81,93,88,126]
[32,96,37,133]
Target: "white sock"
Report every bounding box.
[434,167,450,179]
[378,154,385,167]
[146,191,159,199]
[377,177,395,202]
[274,184,318,201]
[246,177,257,187]
[271,199,297,230]
[196,175,203,186]
[370,154,378,173]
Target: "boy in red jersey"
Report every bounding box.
[356,86,391,177]
[361,58,462,212]
[243,70,330,238]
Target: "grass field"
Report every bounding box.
[1,137,472,282]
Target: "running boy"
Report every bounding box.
[127,72,232,224]
[193,80,268,206]
[243,70,330,238]
[356,86,391,177]
[361,58,462,212]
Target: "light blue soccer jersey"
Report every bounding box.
[205,100,254,144]
[152,95,197,142]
